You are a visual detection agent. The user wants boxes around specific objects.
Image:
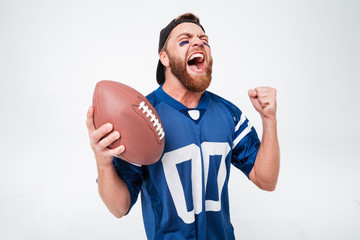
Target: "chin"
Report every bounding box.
[183,73,212,92]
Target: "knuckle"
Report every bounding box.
[98,138,108,149]
[108,149,117,157]
[98,132,118,150]
[93,146,101,153]
[90,131,98,141]
[95,143,104,152]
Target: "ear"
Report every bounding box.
[159,51,169,67]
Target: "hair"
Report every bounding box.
[161,13,201,52]
[175,13,200,23]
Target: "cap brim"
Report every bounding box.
[156,60,165,85]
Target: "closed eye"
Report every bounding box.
[203,42,210,48]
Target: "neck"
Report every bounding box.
[162,77,204,108]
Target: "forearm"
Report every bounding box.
[252,117,280,190]
[97,162,131,218]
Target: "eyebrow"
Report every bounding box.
[176,33,208,40]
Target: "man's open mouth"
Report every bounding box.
[187,52,206,73]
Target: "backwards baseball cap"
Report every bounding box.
[156,14,205,85]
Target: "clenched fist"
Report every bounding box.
[248,87,277,120]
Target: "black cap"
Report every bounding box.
[156,18,205,85]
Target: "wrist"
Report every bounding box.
[97,161,117,180]
[261,115,277,128]
[96,158,115,173]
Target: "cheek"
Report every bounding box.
[205,49,212,61]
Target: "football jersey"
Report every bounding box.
[113,86,260,240]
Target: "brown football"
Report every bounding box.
[92,80,165,165]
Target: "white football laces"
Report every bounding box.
[138,101,165,140]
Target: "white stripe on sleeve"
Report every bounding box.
[232,121,253,149]
[235,113,247,132]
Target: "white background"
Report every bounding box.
[1,0,359,239]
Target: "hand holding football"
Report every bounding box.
[92,80,165,165]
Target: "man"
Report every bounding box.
[86,13,279,240]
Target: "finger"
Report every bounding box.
[255,86,271,92]
[109,145,126,157]
[255,90,276,106]
[86,106,96,133]
[259,99,270,108]
[255,88,269,99]
[251,95,269,108]
[255,87,276,98]
[254,93,271,107]
[91,123,113,145]
[97,131,120,150]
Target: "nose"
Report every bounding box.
[191,37,204,48]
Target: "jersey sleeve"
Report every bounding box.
[231,111,260,178]
[112,156,143,214]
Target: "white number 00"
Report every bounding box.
[162,142,230,224]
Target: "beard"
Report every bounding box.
[167,51,213,92]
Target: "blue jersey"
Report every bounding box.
[113,86,260,240]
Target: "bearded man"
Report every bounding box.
[86,13,280,240]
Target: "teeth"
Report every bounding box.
[189,53,204,61]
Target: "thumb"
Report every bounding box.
[248,89,257,98]
[248,89,262,111]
